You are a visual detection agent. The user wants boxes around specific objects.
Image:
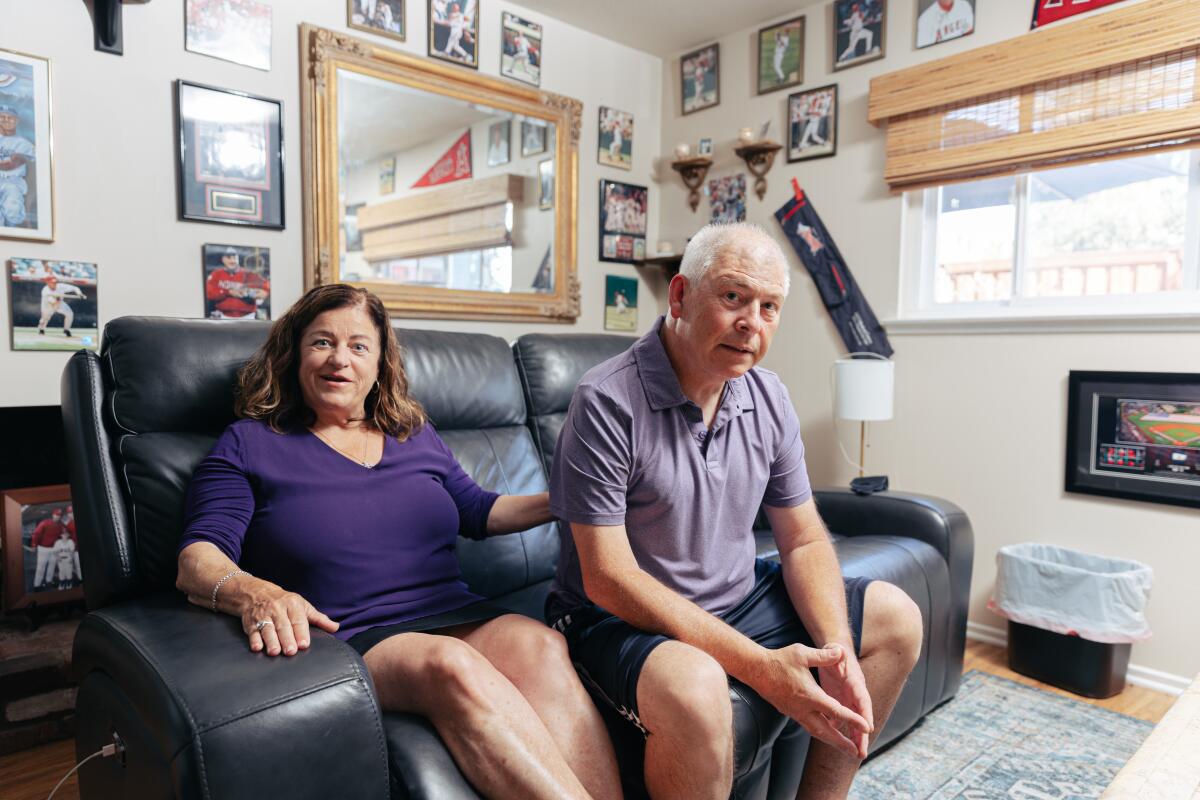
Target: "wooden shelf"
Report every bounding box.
[635,253,682,279]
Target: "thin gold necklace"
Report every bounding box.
[312,423,377,468]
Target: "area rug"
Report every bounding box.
[850,670,1155,800]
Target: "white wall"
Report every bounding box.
[1,0,663,408]
[658,0,1200,680]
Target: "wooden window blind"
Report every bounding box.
[868,0,1200,191]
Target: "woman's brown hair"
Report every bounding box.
[235,284,426,439]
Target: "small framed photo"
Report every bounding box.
[916,0,975,48]
[348,0,405,42]
[833,0,886,71]
[500,11,541,86]
[2,485,83,611]
[757,16,804,95]
[537,159,554,210]
[186,0,273,70]
[681,44,719,115]
[379,156,396,195]
[0,48,54,242]
[486,119,510,167]
[708,174,746,224]
[175,81,284,229]
[598,107,632,170]
[599,179,647,264]
[604,275,638,332]
[521,120,547,157]
[203,244,271,320]
[788,84,838,162]
[698,137,713,156]
[8,259,98,351]
[429,0,478,69]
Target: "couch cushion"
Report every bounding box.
[400,329,526,430]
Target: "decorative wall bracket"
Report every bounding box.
[670,155,713,213]
[733,141,782,201]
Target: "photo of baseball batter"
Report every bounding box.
[500,11,541,86]
[428,0,477,68]
[834,0,887,71]
[916,0,975,49]
[680,43,719,115]
[757,17,804,95]
[186,0,273,70]
[0,49,53,242]
[788,84,838,162]
[598,107,633,170]
[348,0,405,43]
[202,244,271,320]
[7,258,98,351]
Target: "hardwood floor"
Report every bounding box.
[0,640,1179,800]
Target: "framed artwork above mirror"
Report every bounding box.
[300,24,582,321]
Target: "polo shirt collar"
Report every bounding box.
[633,316,755,414]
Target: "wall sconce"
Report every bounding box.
[671,155,713,213]
[733,140,782,201]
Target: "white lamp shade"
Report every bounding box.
[834,358,894,421]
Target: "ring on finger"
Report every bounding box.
[255,619,274,632]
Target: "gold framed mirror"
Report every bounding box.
[300,24,582,321]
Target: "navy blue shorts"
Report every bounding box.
[547,559,873,734]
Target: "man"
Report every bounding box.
[548,222,922,799]
[39,273,86,338]
[63,505,81,584]
[773,28,790,83]
[799,91,832,149]
[0,103,36,228]
[917,0,974,47]
[205,246,269,319]
[440,2,474,62]
[53,528,77,590]
[509,28,537,78]
[30,507,66,590]
[838,4,875,63]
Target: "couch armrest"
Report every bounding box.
[72,593,390,800]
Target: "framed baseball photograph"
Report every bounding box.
[2,485,83,611]
[500,11,541,86]
[428,0,478,69]
[788,84,838,162]
[698,137,713,156]
[175,81,284,229]
[202,244,271,320]
[8,258,98,351]
[486,119,510,167]
[708,174,747,224]
[348,0,405,42]
[599,179,647,264]
[185,0,273,70]
[604,274,638,332]
[520,120,547,158]
[537,159,554,210]
[833,0,886,71]
[0,48,53,243]
[681,44,719,115]
[598,107,633,170]
[916,0,975,48]
[379,155,396,195]
[757,16,804,95]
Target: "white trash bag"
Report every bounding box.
[988,543,1153,643]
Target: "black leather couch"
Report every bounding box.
[61,317,973,800]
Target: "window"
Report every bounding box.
[900,149,1200,322]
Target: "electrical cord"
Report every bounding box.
[47,737,124,800]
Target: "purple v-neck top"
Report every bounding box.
[180,419,500,641]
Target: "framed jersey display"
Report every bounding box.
[7,258,98,351]
[0,48,54,243]
[175,81,284,229]
[2,484,82,611]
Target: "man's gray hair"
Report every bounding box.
[678,222,790,296]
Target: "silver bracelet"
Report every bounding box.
[210,569,247,612]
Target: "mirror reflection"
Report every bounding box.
[337,69,557,294]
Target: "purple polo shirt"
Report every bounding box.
[548,316,812,616]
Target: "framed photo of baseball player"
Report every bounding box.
[833,0,886,71]
[787,84,838,162]
[599,179,647,264]
[485,120,510,167]
[757,16,804,95]
[680,44,719,115]
[915,0,975,48]
[604,274,638,332]
[428,0,478,69]
[520,120,547,158]
[7,258,98,351]
[202,244,271,320]
[185,0,274,70]
[500,12,541,87]
[598,107,633,170]
[2,485,83,612]
[0,48,54,243]
[175,81,284,229]
[348,0,405,43]
[537,159,554,210]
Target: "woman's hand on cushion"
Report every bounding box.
[238,585,339,656]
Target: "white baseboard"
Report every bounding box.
[965,621,1189,697]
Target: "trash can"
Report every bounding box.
[988,543,1153,698]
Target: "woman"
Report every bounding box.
[176,284,621,800]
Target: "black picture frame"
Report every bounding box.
[1065,370,1200,510]
[598,179,647,264]
[680,43,719,116]
[787,84,838,163]
[175,80,285,229]
[832,0,887,72]
[428,0,479,69]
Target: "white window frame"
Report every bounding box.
[891,150,1200,334]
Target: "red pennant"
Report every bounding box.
[1031,0,1129,28]
[411,130,473,188]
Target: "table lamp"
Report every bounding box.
[833,353,894,494]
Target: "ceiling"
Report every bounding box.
[515,0,824,57]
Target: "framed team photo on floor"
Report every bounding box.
[2,485,83,611]
[500,11,541,86]
[681,44,719,115]
[185,0,273,70]
[757,16,804,95]
[428,0,478,68]
[788,84,838,162]
[915,0,975,48]
[599,179,647,263]
[348,0,405,43]
[598,107,633,170]
[0,48,54,243]
[7,258,98,351]
[833,0,886,71]
[175,81,284,229]
[202,244,271,320]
